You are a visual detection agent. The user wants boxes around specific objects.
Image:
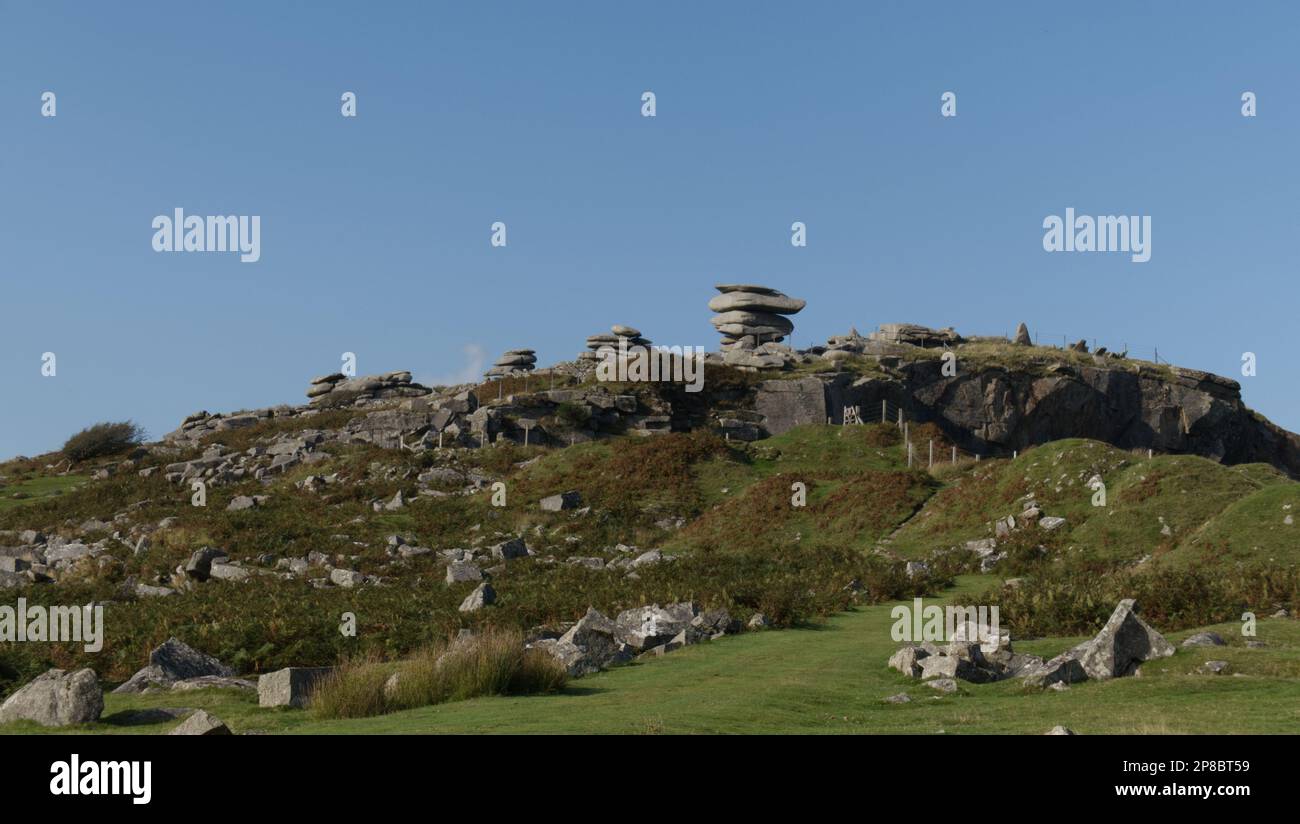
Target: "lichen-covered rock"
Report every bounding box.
[0,668,103,726]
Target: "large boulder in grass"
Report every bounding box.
[1069,599,1175,679]
[258,667,333,708]
[1021,599,1174,687]
[537,608,633,677]
[0,668,103,726]
[113,637,234,694]
[614,603,699,651]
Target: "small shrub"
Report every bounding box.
[62,421,145,463]
[556,402,591,426]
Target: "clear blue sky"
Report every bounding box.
[2,2,1298,459]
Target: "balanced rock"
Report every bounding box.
[709,284,804,356]
[580,326,652,363]
[486,349,536,378]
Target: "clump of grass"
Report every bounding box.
[61,421,145,463]
[510,647,569,694]
[308,651,391,719]
[312,627,567,719]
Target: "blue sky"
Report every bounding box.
[2,1,1298,459]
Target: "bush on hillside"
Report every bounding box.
[61,421,145,463]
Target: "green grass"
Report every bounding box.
[0,475,87,511]
[8,576,1297,734]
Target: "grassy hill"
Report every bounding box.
[2,418,1299,733]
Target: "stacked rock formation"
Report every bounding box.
[708,284,805,351]
[486,349,537,378]
[307,371,431,406]
[578,325,652,363]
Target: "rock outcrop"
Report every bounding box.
[306,371,431,407]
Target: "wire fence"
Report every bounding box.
[983,329,1169,365]
[836,399,986,469]
[836,400,1168,471]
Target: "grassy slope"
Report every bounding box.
[7,577,1298,735]
[887,438,1299,566]
[0,475,87,512]
[4,424,1300,734]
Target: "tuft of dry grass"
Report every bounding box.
[311,627,567,719]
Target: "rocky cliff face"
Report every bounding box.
[750,361,1300,477]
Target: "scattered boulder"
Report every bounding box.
[445,561,482,585]
[614,603,698,651]
[883,693,912,704]
[185,546,228,581]
[888,645,930,678]
[540,491,582,512]
[490,538,530,561]
[330,568,364,588]
[1182,631,1226,648]
[1069,599,1175,679]
[459,582,496,612]
[535,607,633,677]
[168,709,232,735]
[258,667,333,708]
[1045,725,1076,735]
[0,668,103,727]
[114,637,235,694]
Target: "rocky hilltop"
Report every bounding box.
[163,312,1300,480]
